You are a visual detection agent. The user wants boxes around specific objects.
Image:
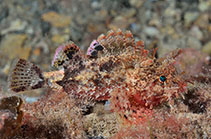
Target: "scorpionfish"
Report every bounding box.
[8,29,187,121]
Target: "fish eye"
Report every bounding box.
[160,76,166,82]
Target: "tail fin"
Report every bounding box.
[8,59,45,93]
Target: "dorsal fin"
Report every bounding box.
[52,41,85,70]
[95,29,136,57]
[87,40,104,58]
[52,41,87,84]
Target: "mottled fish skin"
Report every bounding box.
[58,29,187,109]
[57,29,139,101]
[8,29,186,110]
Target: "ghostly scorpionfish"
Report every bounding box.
[8,29,187,111]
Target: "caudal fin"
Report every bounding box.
[8,59,45,93]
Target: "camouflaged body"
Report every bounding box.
[56,30,138,101]
[8,29,187,115]
[56,30,187,109]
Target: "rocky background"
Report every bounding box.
[0,0,210,93]
[0,0,211,138]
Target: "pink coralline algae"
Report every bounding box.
[8,29,187,125]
